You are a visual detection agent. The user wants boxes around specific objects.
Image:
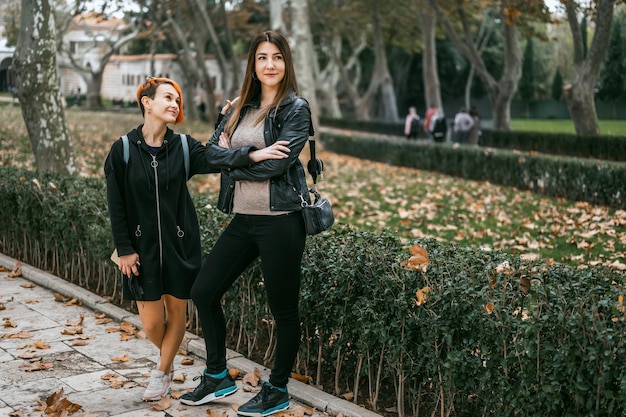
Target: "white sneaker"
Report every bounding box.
[142,370,170,401]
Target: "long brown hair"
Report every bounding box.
[224,31,298,136]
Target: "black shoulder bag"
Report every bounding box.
[300,139,334,235]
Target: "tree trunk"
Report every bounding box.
[490,89,513,132]
[86,71,103,109]
[419,3,442,111]
[13,0,76,175]
[371,7,398,121]
[317,33,348,118]
[269,0,286,33]
[291,0,320,132]
[430,0,520,131]
[562,0,614,136]
[563,77,600,135]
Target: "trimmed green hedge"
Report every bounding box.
[320,131,626,209]
[479,130,626,162]
[1,165,625,416]
[320,117,626,162]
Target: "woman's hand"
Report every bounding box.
[120,253,140,277]
[249,141,290,163]
[218,132,230,148]
[220,96,240,115]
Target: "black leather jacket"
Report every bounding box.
[206,91,315,214]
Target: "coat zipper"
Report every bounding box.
[151,154,163,268]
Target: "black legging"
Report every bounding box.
[191,212,306,387]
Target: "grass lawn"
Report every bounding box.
[1,105,625,273]
[508,119,626,136]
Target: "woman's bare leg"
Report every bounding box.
[136,295,187,373]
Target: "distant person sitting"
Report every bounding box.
[453,107,474,144]
[404,106,421,140]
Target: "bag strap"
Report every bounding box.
[121,135,129,163]
[306,139,324,186]
[121,134,190,179]
[180,134,190,179]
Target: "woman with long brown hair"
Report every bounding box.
[181,31,313,416]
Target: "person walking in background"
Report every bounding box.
[467,106,481,145]
[181,31,313,416]
[104,77,217,402]
[404,106,421,140]
[453,107,474,144]
[424,106,438,139]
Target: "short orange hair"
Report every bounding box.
[136,77,184,124]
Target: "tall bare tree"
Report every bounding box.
[429,0,526,131]
[419,0,443,111]
[13,0,77,175]
[291,0,320,131]
[562,0,616,136]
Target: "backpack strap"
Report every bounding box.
[180,134,189,179]
[121,135,129,164]
[122,133,190,179]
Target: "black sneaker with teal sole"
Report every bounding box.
[237,382,289,417]
[180,373,238,406]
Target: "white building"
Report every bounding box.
[2,11,229,105]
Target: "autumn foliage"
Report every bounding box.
[1,107,626,415]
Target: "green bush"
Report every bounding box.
[1,165,624,416]
[479,130,626,162]
[320,132,626,209]
[319,117,626,162]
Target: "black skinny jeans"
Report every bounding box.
[191,212,306,388]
